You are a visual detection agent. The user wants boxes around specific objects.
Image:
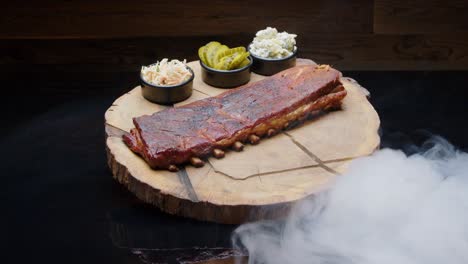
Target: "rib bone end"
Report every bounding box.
[189,157,205,167]
[213,149,225,159]
[168,165,179,172]
[249,134,260,145]
[267,128,276,137]
[233,141,244,151]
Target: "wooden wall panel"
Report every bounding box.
[0,0,372,39]
[374,0,468,34]
[2,34,467,71]
[1,0,468,70]
[301,34,468,70]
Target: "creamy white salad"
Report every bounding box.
[141,59,192,86]
[249,27,297,59]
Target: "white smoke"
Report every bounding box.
[233,136,468,264]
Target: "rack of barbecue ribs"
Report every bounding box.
[123,64,347,172]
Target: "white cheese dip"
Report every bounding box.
[249,27,297,59]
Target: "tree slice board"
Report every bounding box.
[105,59,380,224]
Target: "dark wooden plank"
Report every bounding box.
[374,0,468,34]
[0,0,372,39]
[0,36,240,72]
[2,33,468,71]
[300,34,468,70]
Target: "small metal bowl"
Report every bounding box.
[200,56,253,88]
[140,66,194,105]
[249,45,297,76]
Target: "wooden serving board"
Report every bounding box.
[105,59,380,224]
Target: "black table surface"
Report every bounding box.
[2,70,468,263]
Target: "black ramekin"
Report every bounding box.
[249,45,297,76]
[140,66,194,105]
[200,56,253,88]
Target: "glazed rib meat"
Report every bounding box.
[123,65,347,171]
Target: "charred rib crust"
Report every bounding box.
[124,65,347,170]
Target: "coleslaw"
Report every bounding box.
[141,59,192,86]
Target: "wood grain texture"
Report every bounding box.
[104,60,380,223]
[3,33,468,71]
[0,0,372,39]
[374,0,468,34]
[3,0,467,72]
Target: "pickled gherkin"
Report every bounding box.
[229,51,250,69]
[205,41,221,67]
[214,45,229,66]
[238,58,250,68]
[215,54,235,70]
[198,46,208,66]
[216,47,246,62]
[198,42,250,70]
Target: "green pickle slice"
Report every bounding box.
[198,42,249,70]
[215,55,235,70]
[238,58,250,68]
[198,46,208,66]
[205,41,221,67]
[216,47,246,62]
[229,52,250,70]
[214,45,229,66]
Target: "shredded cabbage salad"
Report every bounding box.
[250,27,297,59]
[141,59,192,86]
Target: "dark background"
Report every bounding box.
[2,0,468,71]
[2,1,468,263]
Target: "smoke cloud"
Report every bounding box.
[233,136,468,264]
